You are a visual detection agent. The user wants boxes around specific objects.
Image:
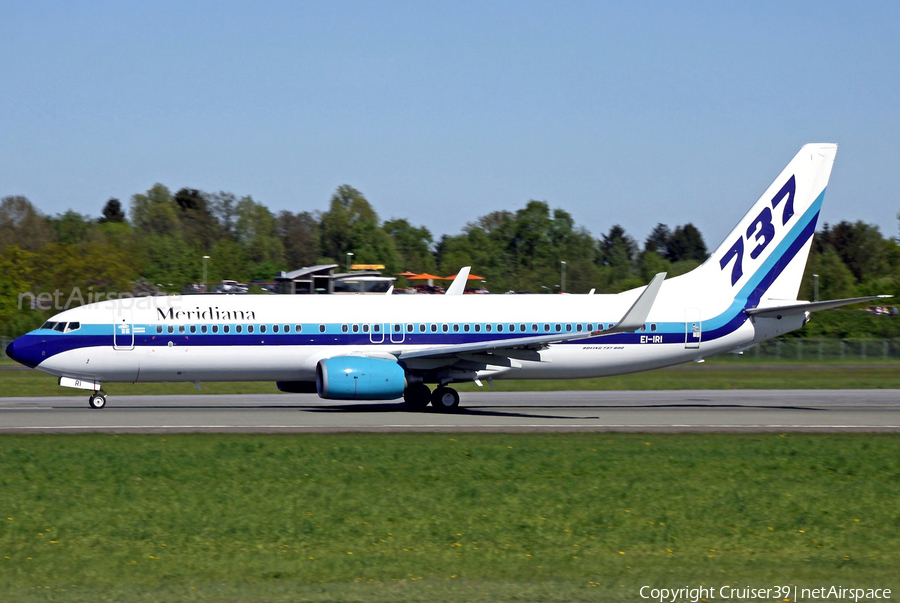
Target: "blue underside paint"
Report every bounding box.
[7,191,822,369]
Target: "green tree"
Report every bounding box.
[800,248,857,301]
[822,221,889,281]
[175,188,219,251]
[383,218,435,273]
[0,196,56,252]
[319,186,399,270]
[666,223,707,263]
[130,184,180,235]
[277,210,320,270]
[50,210,93,245]
[99,198,126,223]
[234,196,285,270]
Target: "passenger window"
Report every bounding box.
[555,324,561,332]
[651,323,657,332]
[319,324,325,333]
[407,324,414,333]
[351,324,358,333]
[212,325,219,334]
[236,325,243,333]
[544,324,550,332]
[419,324,426,333]
[223,325,230,334]
[576,324,583,332]
[284,324,289,333]
[363,324,369,333]
[430,324,437,333]
[296,324,302,333]
[566,324,572,332]
[260,325,267,333]
[441,324,449,333]
[486,324,492,333]
[497,324,503,332]
[452,324,459,332]
[373,324,381,333]
[178,325,185,333]
[168,325,174,334]
[464,324,470,332]
[341,324,348,333]
[190,325,196,334]
[519,324,526,332]
[531,324,537,332]
[201,325,208,333]
[248,325,254,334]
[588,323,594,331]
[474,324,481,333]
[157,325,163,334]
[274,324,281,333]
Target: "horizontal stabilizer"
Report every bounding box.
[746,295,893,318]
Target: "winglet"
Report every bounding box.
[606,272,666,334]
[445,267,471,295]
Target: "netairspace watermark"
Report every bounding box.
[19,288,167,312]
[639,585,891,603]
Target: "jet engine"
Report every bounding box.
[316,356,406,400]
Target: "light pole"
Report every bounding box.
[202,255,210,292]
[560,261,567,294]
[813,273,819,302]
[346,252,354,272]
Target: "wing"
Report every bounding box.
[394,273,666,371]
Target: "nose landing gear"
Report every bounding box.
[88,391,107,409]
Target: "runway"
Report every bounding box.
[1,390,899,433]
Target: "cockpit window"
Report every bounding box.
[53,322,66,332]
[65,322,81,332]
[41,321,58,330]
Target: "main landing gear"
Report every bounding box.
[88,391,107,409]
[403,383,461,412]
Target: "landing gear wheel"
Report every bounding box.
[431,386,460,412]
[88,392,107,409]
[403,383,431,411]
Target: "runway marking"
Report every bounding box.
[5,424,900,430]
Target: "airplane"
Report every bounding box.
[5,143,891,411]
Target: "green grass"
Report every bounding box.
[1,364,897,398]
[1,433,899,602]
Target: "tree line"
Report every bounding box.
[1,184,898,339]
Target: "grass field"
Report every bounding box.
[1,433,899,602]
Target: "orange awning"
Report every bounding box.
[407,273,444,280]
[443,273,485,280]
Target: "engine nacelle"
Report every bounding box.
[316,356,406,400]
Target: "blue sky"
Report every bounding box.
[2,1,898,248]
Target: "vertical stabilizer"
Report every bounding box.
[687,143,837,308]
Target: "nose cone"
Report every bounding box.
[6,336,39,369]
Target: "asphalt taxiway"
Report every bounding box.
[1,389,899,433]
